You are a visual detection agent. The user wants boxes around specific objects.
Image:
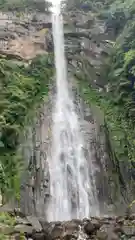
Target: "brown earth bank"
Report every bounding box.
[0,207,135,240]
[0,12,53,61]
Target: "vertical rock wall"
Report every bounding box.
[19,88,130,218]
[75,93,129,215]
[20,100,51,218]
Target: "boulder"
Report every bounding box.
[14,224,34,234]
[64,220,80,233]
[15,216,31,226]
[32,231,46,240]
[91,218,101,230]
[84,221,95,235]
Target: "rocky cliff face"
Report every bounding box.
[64,10,113,90]
[20,99,52,218]
[0,11,52,61]
[64,9,135,212]
[0,6,134,218]
[18,86,130,217]
[78,98,129,215]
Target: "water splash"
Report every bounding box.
[47,1,99,221]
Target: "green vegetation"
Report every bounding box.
[0,212,26,239]
[0,0,51,12]
[0,212,15,226]
[74,0,135,192]
[100,0,135,167]
[0,54,53,201]
[0,212,15,239]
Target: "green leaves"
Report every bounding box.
[124,50,135,68]
[0,0,51,11]
[0,54,53,199]
[113,68,123,77]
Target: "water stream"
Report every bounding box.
[47,0,99,221]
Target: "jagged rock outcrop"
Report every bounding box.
[0,12,53,60]
[64,10,114,90]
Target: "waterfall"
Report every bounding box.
[47,0,99,221]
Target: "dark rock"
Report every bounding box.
[91,218,101,230]
[129,214,135,220]
[54,222,61,227]
[116,218,124,225]
[84,221,95,235]
[83,218,90,223]
[63,235,76,240]
[116,216,124,222]
[32,231,46,240]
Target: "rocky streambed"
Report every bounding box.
[0,207,135,240]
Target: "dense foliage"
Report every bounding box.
[74,0,135,192]
[0,54,53,201]
[0,0,51,12]
[101,0,135,166]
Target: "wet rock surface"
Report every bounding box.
[20,101,52,217]
[0,4,134,236]
[0,208,135,240]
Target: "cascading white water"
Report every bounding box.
[47,0,99,221]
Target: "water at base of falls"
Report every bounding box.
[47,2,99,221]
